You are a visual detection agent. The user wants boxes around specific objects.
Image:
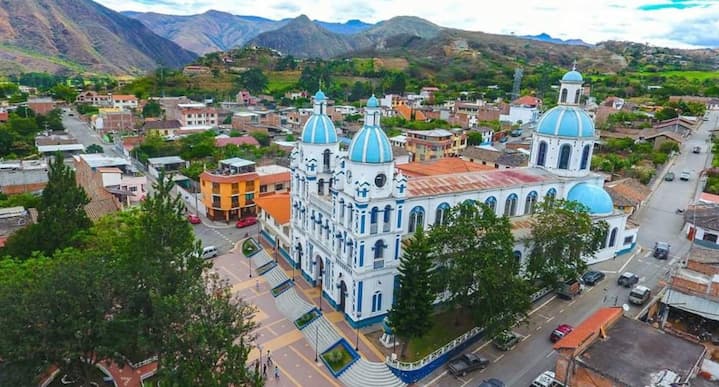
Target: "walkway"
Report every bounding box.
[247,245,405,387]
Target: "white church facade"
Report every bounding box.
[289,69,637,327]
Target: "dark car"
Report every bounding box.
[493,331,520,351]
[581,271,605,286]
[478,378,505,387]
[447,353,490,377]
[653,242,670,260]
[235,216,258,229]
[618,272,640,288]
[664,172,675,181]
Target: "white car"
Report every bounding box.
[679,171,691,181]
[531,371,564,387]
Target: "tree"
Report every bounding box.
[467,131,484,145]
[50,83,78,103]
[430,202,532,336]
[3,153,90,259]
[250,130,271,147]
[142,100,162,118]
[524,199,609,288]
[387,228,435,357]
[238,68,268,95]
[86,144,104,153]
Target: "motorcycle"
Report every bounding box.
[676,208,685,214]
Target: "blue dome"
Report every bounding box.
[367,95,379,108]
[536,106,595,138]
[562,70,583,82]
[567,183,614,215]
[314,90,326,101]
[348,125,393,163]
[301,114,337,144]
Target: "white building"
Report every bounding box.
[289,69,636,327]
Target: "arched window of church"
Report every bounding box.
[546,188,557,201]
[323,149,331,172]
[609,227,618,247]
[537,141,548,166]
[370,207,379,234]
[435,202,450,226]
[524,191,538,215]
[408,206,425,233]
[339,199,345,222]
[485,196,497,213]
[580,145,591,170]
[374,240,385,259]
[348,204,353,227]
[558,144,572,170]
[318,178,325,195]
[560,88,568,104]
[574,89,581,104]
[504,193,518,217]
[383,205,392,232]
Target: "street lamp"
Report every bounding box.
[355,312,362,350]
[314,324,319,363]
[319,268,324,311]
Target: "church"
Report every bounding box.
[289,68,638,327]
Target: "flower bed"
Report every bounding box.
[242,239,260,257]
[271,280,293,297]
[294,308,321,330]
[256,261,277,276]
[320,339,360,377]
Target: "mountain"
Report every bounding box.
[0,0,196,75]
[248,15,355,58]
[314,19,372,35]
[521,33,592,47]
[122,10,285,55]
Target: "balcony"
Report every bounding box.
[311,193,333,215]
[373,260,384,269]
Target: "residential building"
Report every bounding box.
[143,119,182,137]
[255,192,292,255]
[405,129,467,161]
[683,203,719,248]
[171,103,218,129]
[111,94,139,111]
[257,164,291,196]
[461,146,529,169]
[35,134,84,158]
[0,110,7,123]
[27,98,57,115]
[236,90,257,106]
[289,69,635,326]
[0,159,48,194]
[93,110,134,134]
[394,103,427,121]
[182,65,211,75]
[215,135,260,148]
[553,307,706,387]
[74,154,146,220]
[231,110,281,131]
[147,156,188,179]
[506,95,542,124]
[76,91,112,107]
[604,178,651,216]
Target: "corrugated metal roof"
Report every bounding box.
[663,289,719,322]
[407,167,559,198]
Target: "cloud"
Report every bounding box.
[95,0,719,48]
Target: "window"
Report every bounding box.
[318,179,324,195]
[212,182,220,194]
[374,240,385,259]
[260,185,268,193]
[245,192,254,204]
[504,194,518,217]
[623,236,634,245]
[231,195,239,208]
[485,196,497,213]
[560,88,568,103]
[231,183,239,194]
[371,292,383,313]
[370,207,379,234]
[323,149,331,172]
[246,181,255,191]
[558,144,572,170]
[609,228,618,247]
[383,205,392,232]
[703,233,718,243]
[580,145,591,170]
[339,200,345,221]
[129,186,137,192]
[537,141,547,167]
[524,191,538,215]
[435,203,450,226]
[212,195,221,208]
[574,89,581,104]
[275,183,284,191]
[408,206,425,233]
[546,188,557,200]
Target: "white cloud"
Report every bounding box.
[96,0,719,48]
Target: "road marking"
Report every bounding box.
[536,313,551,320]
[585,286,596,293]
[559,309,564,314]
[546,316,555,323]
[568,299,577,306]
[524,334,531,340]
[529,295,557,316]
[536,326,542,331]
[601,270,617,274]
[494,354,505,362]
[470,340,492,354]
[545,350,556,358]
[618,249,640,273]
[424,370,448,386]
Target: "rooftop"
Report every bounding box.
[688,244,719,264]
[256,165,291,176]
[143,120,181,130]
[77,154,130,169]
[397,157,494,178]
[604,178,651,207]
[406,129,454,137]
[215,136,260,147]
[253,193,291,224]
[684,203,719,231]
[406,167,559,198]
[220,157,255,169]
[147,156,185,165]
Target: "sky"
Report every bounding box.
[95,0,719,48]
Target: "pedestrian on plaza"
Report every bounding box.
[256,279,260,291]
[266,349,272,366]
[254,359,259,375]
[262,363,267,377]
[274,365,279,379]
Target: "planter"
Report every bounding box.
[242,238,260,257]
[256,261,277,276]
[294,308,321,330]
[320,339,360,377]
[271,280,293,297]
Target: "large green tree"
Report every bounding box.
[387,228,435,357]
[524,199,609,288]
[238,68,268,95]
[430,201,532,336]
[142,100,163,118]
[3,153,90,258]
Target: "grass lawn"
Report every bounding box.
[631,70,719,81]
[242,239,259,256]
[295,309,320,329]
[267,70,300,93]
[403,309,475,362]
[321,344,354,373]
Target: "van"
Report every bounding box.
[629,285,651,305]
[201,246,218,259]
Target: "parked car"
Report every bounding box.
[477,378,505,387]
[664,172,675,181]
[618,272,640,288]
[550,324,574,343]
[200,246,218,259]
[629,285,651,305]
[510,129,523,137]
[693,146,702,154]
[556,278,583,299]
[493,331,520,351]
[531,370,565,387]
[187,214,201,224]
[581,271,605,286]
[680,171,691,181]
[447,353,490,377]
[653,241,670,260]
[236,216,258,229]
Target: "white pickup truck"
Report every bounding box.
[531,371,564,387]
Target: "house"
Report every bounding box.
[27,98,57,115]
[143,120,182,137]
[652,117,696,136]
[236,90,257,106]
[0,110,7,123]
[683,203,719,248]
[147,156,188,179]
[182,65,211,75]
[74,154,146,220]
[231,111,282,131]
[93,111,134,134]
[388,135,406,148]
[405,129,467,161]
[461,146,529,169]
[171,103,218,129]
[284,91,308,100]
[215,135,260,148]
[116,136,143,158]
[553,307,706,387]
[639,128,685,150]
[35,134,84,158]
[254,192,291,257]
[394,103,427,121]
[708,98,719,111]
[0,159,48,194]
[75,91,112,107]
[198,158,267,222]
[256,164,291,196]
[698,192,719,205]
[111,95,138,111]
[604,178,651,216]
[506,95,542,124]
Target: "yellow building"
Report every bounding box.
[405,128,467,161]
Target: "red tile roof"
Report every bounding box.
[259,172,291,186]
[395,104,427,121]
[254,193,291,224]
[216,136,260,147]
[699,192,719,204]
[112,94,137,101]
[407,167,557,198]
[512,95,542,107]
[397,157,494,177]
[553,307,623,351]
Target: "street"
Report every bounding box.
[423,112,717,387]
[61,110,244,255]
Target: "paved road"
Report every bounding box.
[62,109,244,255]
[424,112,717,386]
